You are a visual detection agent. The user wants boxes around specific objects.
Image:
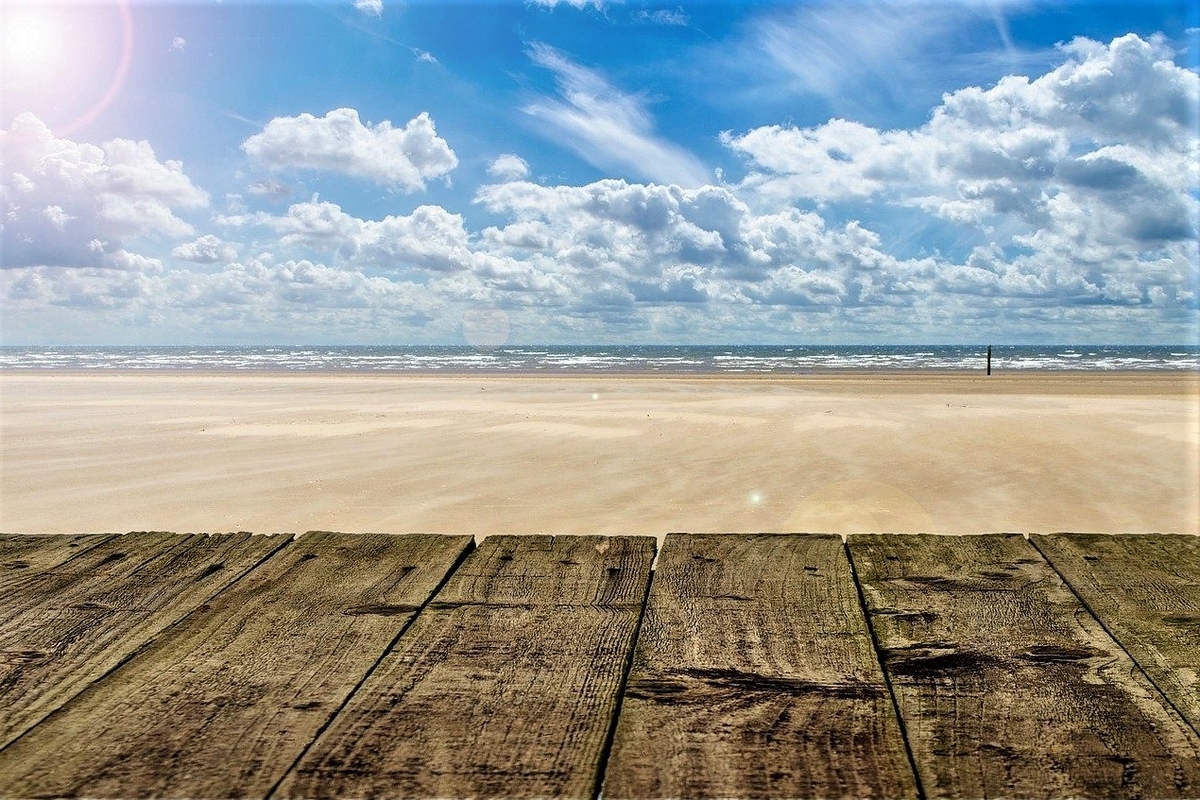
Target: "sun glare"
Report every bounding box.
[0,1,133,134]
[1,5,69,79]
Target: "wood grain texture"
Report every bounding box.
[849,533,1200,799]
[0,534,115,583]
[275,534,655,800]
[0,532,470,799]
[603,533,917,799]
[1033,533,1200,734]
[0,531,285,749]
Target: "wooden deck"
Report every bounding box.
[0,532,1197,799]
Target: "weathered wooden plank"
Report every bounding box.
[0,530,286,749]
[1033,533,1200,734]
[0,534,115,586]
[849,533,1200,799]
[275,534,656,800]
[602,533,917,799]
[0,532,472,799]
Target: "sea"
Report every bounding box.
[0,344,1197,373]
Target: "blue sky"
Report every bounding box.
[1,0,1197,345]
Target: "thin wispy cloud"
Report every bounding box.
[523,43,710,188]
[527,0,606,9]
[221,109,265,128]
[632,8,689,26]
[745,0,1036,124]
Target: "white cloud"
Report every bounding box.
[4,35,1196,345]
[632,9,688,26]
[107,249,165,274]
[720,119,901,202]
[0,258,446,341]
[527,0,605,9]
[259,196,364,254]
[226,197,478,274]
[241,108,458,191]
[190,259,423,314]
[1,266,159,311]
[361,206,477,273]
[1,113,208,269]
[7,148,1197,342]
[246,179,291,201]
[172,234,236,264]
[473,178,914,301]
[725,35,1199,296]
[524,43,711,188]
[170,36,186,52]
[353,0,382,17]
[488,154,531,181]
[41,205,73,230]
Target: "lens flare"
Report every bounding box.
[0,1,133,134]
[2,7,60,72]
[66,0,133,135]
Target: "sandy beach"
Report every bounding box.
[0,371,1196,540]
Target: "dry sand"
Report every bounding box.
[1,371,1196,540]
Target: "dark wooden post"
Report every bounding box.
[987,345,992,375]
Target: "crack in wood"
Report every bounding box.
[1017,643,1107,662]
[625,667,887,704]
[341,604,425,616]
[882,644,1006,678]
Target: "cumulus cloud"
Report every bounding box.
[725,34,1198,303]
[172,234,236,264]
[488,154,531,181]
[4,35,1196,345]
[106,249,165,274]
[223,196,478,274]
[189,259,424,315]
[1,266,161,311]
[1,113,208,269]
[472,178,916,306]
[729,35,1196,202]
[170,36,186,52]
[217,99,1194,338]
[241,108,458,191]
[0,258,444,341]
[524,43,710,188]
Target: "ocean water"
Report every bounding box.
[1,345,1197,373]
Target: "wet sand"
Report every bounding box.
[1,371,1196,540]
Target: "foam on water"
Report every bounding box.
[0,345,1196,373]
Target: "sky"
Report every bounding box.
[0,0,1197,345]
